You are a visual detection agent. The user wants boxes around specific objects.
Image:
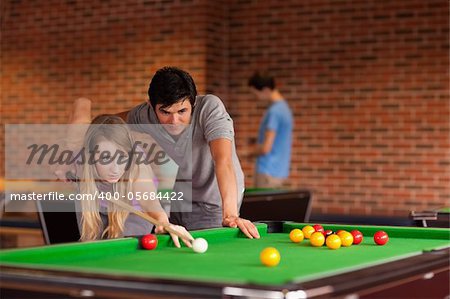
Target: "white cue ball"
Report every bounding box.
[192,238,208,253]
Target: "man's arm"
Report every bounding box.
[54,98,92,181]
[209,138,260,239]
[116,110,130,122]
[254,129,276,156]
[70,97,92,124]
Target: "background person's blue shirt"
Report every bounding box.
[257,100,293,178]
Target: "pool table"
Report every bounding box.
[411,207,450,228]
[240,188,312,222]
[0,222,449,298]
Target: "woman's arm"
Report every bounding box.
[133,163,192,248]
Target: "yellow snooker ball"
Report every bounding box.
[310,232,325,247]
[339,231,354,247]
[302,225,315,239]
[337,230,349,237]
[326,234,342,250]
[260,247,281,267]
[289,229,304,243]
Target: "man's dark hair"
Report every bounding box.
[248,71,275,91]
[148,66,197,109]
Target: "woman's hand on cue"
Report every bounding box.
[155,224,193,248]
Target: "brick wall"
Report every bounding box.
[1,0,448,217]
[204,0,229,100]
[1,0,210,120]
[1,0,210,174]
[229,0,449,216]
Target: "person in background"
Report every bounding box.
[248,71,293,188]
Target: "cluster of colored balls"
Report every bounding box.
[288,225,389,250]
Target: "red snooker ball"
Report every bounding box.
[373,231,389,245]
[313,224,324,233]
[141,234,158,250]
[351,230,363,245]
[323,229,333,238]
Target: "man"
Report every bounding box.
[67,67,259,239]
[248,71,293,188]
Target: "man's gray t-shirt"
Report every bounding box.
[127,94,245,230]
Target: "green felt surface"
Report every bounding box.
[244,188,279,195]
[438,207,450,213]
[1,223,449,286]
[243,188,292,196]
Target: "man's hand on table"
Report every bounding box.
[223,216,260,239]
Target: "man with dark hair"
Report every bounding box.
[248,71,293,188]
[126,67,259,238]
[148,67,197,110]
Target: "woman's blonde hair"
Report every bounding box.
[80,115,139,241]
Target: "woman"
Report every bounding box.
[76,114,191,248]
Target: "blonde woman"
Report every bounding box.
[75,114,192,248]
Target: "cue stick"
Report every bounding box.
[65,172,194,242]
